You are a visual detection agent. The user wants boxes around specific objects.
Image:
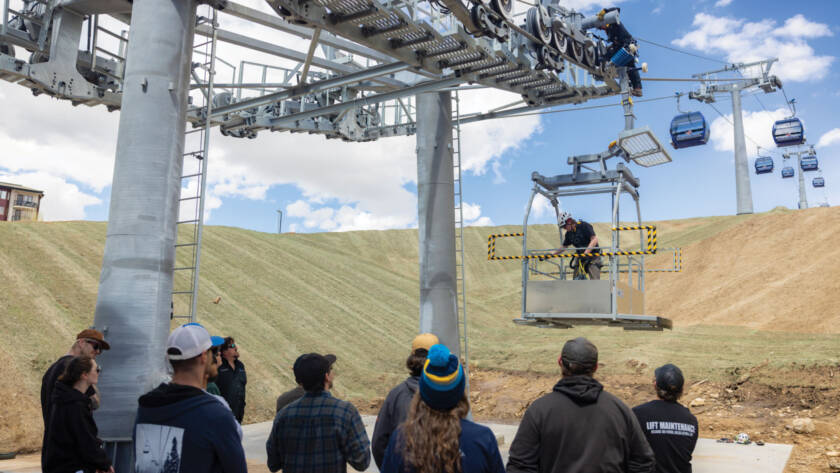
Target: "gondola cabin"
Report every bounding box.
[772,118,805,147]
[800,155,819,171]
[670,112,710,149]
[754,156,774,174]
[813,177,825,187]
[781,166,794,178]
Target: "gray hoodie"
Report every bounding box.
[371,376,419,469]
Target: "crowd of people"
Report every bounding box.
[39,327,698,473]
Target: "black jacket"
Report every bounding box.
[216,359,247,422]
[371,376,419,468]
[506,376,655,473]
[43,382,111,473]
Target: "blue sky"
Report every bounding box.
[0,0,838,233]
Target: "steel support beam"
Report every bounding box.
[264,75,461,129]
[195,26,407,89]
[730,86,753,214]
[209,60,412,117]
[416,91,460,356]
[92,0,197,471]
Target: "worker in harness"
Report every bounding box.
[555,211,602,280]
[597,7,643,97]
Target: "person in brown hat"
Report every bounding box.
[371,333,439,469]
[39,328,110,468]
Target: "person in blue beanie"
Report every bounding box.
[381,344,504,473]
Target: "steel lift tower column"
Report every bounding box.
[92,0,197,469]
[416,91,460,356]
[688,59,781,215]
[730,85,753,215]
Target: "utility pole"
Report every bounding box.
[688,59,782,215]
[277,209,283,233]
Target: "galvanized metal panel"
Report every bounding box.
[525,280,612,314]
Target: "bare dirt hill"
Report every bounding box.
[646,206,840,331]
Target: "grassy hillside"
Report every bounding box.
[1,206,839,452]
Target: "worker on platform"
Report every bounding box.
[554,211,602,280]
[597,7,643,97]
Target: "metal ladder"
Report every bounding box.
[452,91,469,373]
[172,7,218,322]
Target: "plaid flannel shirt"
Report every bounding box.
[266,391,371,473]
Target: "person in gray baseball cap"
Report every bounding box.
[507,337,655,473]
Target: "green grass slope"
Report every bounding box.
[1,206,839,452]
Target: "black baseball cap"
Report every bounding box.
[293,353,337,390]
[560,337,598,371]
[655,363,684,392]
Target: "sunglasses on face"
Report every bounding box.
[86,340,102,352]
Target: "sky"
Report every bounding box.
[0,0,838,233]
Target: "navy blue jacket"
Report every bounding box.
[381,419,505,473]
[134,383,247,473]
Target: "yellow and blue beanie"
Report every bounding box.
[419,344,465,411]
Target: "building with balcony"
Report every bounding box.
[0,182,44,222]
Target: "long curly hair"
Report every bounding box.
[400,392,470,473]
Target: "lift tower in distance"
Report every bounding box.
[784,145,818,210]
[688,59,782,215]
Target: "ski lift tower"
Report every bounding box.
[784,144,818,210]
[687,59,782,215]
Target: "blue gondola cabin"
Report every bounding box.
[813,177,825,187]
[781,166,794,178]
[801,155,819,171]
[755,156,774,174]
[773,118,805,147]
[670,112,710,149]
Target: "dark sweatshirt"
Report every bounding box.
[135,383,247,473]
[216,359,247,422]
[43,382,112,473]
[633,400,698,473]
[371,376,419,468]
[506,376,655,473]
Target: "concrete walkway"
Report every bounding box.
[246,415,792,473]
[1,415,792,473]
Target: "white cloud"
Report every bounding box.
[285,199,413,231]
[708,107,788,155]
[0,171,101,220]
[0,87,118,191]
[457,89,542,176]
[673,13,834,82]
[531,194,554,219]
[462,202,493,226]
[714,0,733,7]
[817,128,840,149]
